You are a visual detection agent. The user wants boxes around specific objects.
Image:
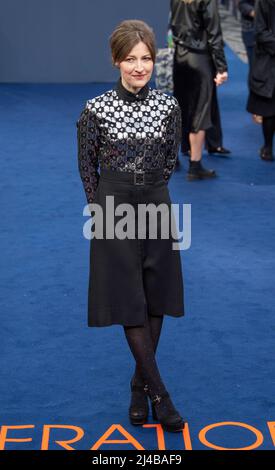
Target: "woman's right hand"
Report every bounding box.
[214,71,228,86]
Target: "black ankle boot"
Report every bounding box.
[187,160,217,180]
[259,146,274,161]
[149,390,185,433]
[129,379,149,425]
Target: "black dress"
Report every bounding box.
[170,0,228,134]
[77,78,185,327]
[247,89,275,117]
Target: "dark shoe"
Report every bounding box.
[187,161,217,181]
[208,146,231,156]
[149,391,185,433]
[259,146,274,161]
[129,379,149,425]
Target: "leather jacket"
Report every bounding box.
[170,0,228,73]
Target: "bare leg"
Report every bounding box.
[189,130,205,162]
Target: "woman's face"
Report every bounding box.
[116,41,154,94]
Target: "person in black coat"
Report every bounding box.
[238,0,256,69]
[170,0,228,180]
[247,0,275,160]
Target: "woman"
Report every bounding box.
[77,20,185,432]
[247,0,275,161]
[170,0,228,180]
[238,0,256,70]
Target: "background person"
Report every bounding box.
[238,0,256,70]
[170,0,228,180]
[247,0,275,161]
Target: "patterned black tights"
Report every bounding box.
[123,313,166,396]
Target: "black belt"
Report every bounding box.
[100,169,164,186]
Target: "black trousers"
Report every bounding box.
[205,86,223,150]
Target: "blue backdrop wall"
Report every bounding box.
[0,0,170,83]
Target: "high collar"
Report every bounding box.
[114,76,150,103]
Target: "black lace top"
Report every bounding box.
[77,77,182,203]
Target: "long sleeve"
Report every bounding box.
[200,0,228,73]
[238,0,255,18]
[77,101,100,204]
[163,102,182,183]
[255,0,275,56]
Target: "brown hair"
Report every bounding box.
[109,20,156,66]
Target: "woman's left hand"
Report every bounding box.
[214,72,228,86]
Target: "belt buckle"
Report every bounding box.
[134,169,145,185]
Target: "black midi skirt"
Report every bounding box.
[173,45,215,133]
[87,169,185,327]
[247,89,275,118]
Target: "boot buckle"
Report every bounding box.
[152,394,161,404]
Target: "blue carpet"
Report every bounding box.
[1,46,275,450]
